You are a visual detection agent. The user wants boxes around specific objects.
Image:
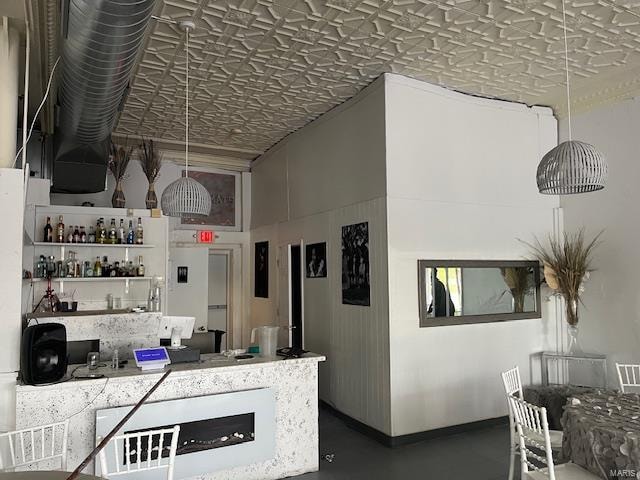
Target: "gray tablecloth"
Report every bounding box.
[562,391,640,479]
[524,384,594,430]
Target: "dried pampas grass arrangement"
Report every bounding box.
[521,228,602,326]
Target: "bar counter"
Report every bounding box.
[16,353,325,479]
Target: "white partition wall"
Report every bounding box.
[251,73,561,438]
[384,74,561,436]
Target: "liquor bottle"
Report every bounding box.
[80,226,87,243]
[117,219,125,244]
[73,226,80,243]
[110,261,119,277]
[126,220,135,244]
[102,256,110,277]
[56,216,65,243]
[94,256,102,277]
[97,218,107,244]
[108,219,117,244]
[66,251,77,278]
[127,260,134,277]
[67,226,74,244]
[88,225,96,243]
[137,256,145,277]
[135,217,144,245]
[44,217,53,243]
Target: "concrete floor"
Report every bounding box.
[294,407,518,480]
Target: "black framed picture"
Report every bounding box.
[306,243,327,278]
[254,241,269,298]
[177,266,188,283]
[341,222,370,306]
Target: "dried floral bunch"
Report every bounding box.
[139,138,162,184]
[522,229,602,325]
[108,142,133,181]
[501,267,534,313]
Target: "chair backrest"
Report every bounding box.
[616,363,640,393]
[0,420,69,471]
[501,366,523,398]
[98,425,180,479]
[508,395,556,480]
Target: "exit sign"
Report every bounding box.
[197,230,215,243]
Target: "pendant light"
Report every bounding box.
[536,0,607,195]
[161,21,212,217]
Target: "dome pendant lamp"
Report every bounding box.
[161,21,212,217]
[536,0,607,195]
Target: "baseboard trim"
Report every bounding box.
[319,400,508,448]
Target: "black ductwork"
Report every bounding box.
[52,0,155,193]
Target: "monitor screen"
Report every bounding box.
[134,347,169,363]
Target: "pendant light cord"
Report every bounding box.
[561,0,572,141]
[185,27,190,177]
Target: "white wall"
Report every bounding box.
[250,78,392,434]
[384,74,562,435]
[560,97,640,384]
[0,168,24,432]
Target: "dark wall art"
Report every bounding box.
[306,243,327,278]
[254,241,269,298]
[341,222,370,306]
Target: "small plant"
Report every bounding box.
[109,139,133,208]
[139,138,162,209]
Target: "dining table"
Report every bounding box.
[562,391,640,479]
[0,473,100,479]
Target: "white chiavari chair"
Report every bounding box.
[501,367,563,480]
[97,425,180,479]
[616,363,640,393]
[508,395,599,480]
[0,420,69,471]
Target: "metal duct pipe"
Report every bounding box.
[59,0,154,142]
[53,0,154,193]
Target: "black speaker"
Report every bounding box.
[21,323,68,385]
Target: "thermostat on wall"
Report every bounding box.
[133,347,171,371]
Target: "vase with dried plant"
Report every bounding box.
[139,138,162,209]
[522,229,601,354]
[109,142,133,208]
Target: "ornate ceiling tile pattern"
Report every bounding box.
[115,0,640,156]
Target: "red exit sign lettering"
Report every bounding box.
[197,230,215,243]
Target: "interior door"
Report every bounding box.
[168,247,209,333]
[208,252,229,350]
[277,245,290,347]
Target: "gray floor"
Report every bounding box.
[294,407,518,480]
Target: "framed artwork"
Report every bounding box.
[341,222,370,306]
[180,170,241,230]
[254,241,269,298]
[306,243,327,278]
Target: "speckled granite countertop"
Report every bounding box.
[17,353,325,391]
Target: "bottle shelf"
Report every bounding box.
[33,242,154,248]
[29,277,156,283]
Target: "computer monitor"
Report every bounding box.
[158,316,195,350]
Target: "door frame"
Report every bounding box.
[277,240,305,348]
[208,245,241,349]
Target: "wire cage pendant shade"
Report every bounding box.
[161,176,211,216]
[537,140,608,195]
[535,0,607,195]
[161,20,211,217]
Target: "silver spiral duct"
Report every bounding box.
[53,0,155,193]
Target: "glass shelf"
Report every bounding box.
[33,242,154,248]
[29,277,155,283]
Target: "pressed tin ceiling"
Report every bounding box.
[112,0,640,158]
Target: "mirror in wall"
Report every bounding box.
[418,260,541,327]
